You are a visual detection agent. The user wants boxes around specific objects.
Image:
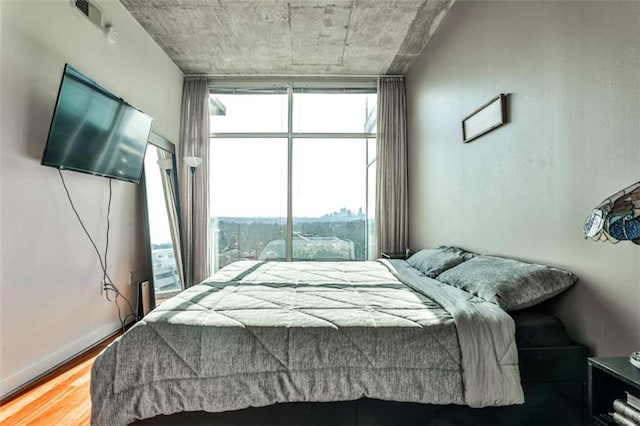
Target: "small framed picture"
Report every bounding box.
[462,94,506,143]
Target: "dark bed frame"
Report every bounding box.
[133,342,587,426]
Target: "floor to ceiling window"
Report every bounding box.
[209,81,376,271]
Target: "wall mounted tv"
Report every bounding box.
[41,64,153,184]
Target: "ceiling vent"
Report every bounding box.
[73,0,103,29]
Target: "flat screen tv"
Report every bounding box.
[41,64,153,184]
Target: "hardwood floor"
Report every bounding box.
[0,334,119,425]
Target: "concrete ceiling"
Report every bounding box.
[120,0,454,76]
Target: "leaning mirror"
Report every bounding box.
[142,132,184,313]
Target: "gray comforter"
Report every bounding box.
[91,260,523,425]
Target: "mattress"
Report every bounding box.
[91,260,523,425]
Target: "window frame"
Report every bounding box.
[209,79,377,262]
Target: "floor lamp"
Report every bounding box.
[184,156,203,286]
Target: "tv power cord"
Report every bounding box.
[59,169,136,332]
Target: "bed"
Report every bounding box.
[91,249,586,426]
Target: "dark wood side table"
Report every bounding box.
[588,357,640,425]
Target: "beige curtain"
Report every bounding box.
[375,76,409,257]
[179,77,210,286]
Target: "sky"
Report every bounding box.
[209,92,376,218]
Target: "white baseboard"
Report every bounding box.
[0,321,122,399]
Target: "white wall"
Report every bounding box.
[406,0,639,355]
[0,0,183,397]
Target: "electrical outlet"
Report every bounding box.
[129,271,134,285]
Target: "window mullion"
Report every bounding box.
[210,133,287,138]
[365,139,369,260]
[286,81,294,261]
[210,133,376,139]
[291,133,375,139]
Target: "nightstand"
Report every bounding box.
[381,251,408,259]
[588,357,640,425]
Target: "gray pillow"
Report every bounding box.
[437,255,578,311]
[406,246,475,278]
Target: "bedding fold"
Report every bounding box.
[382,259,524,407]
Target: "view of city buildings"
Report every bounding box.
[150,243,181,293]
[149,208,370,293]
[211,208,369,271]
